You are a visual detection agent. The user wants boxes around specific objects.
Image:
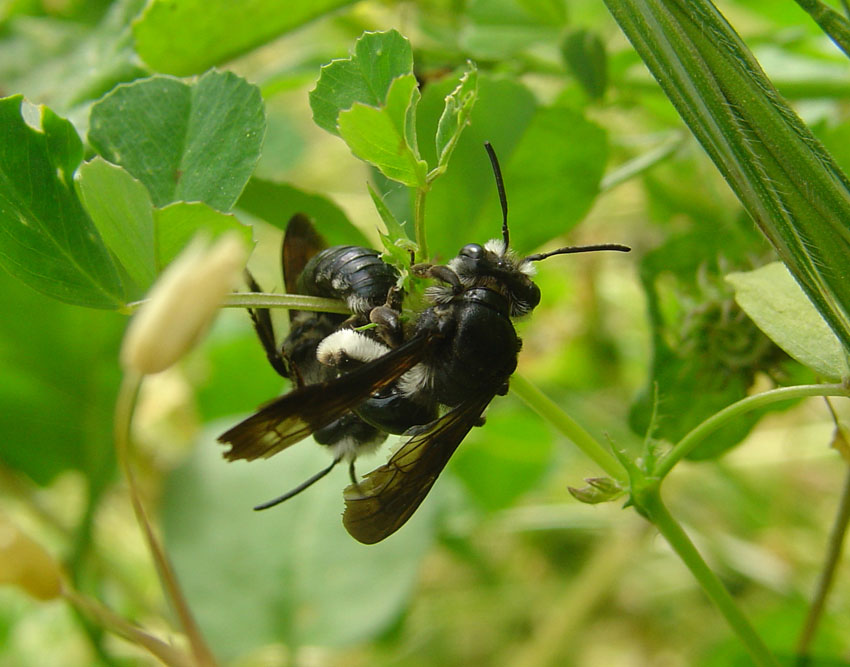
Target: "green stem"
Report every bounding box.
[599,133,685,192]
[126,293,351,315]
[639,489,780,666]
[795,464,850,660]
[655,384,850,479]
[414,188,428,261]
[115,373,217,667]
[510,374,626,481]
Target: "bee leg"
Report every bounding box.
[253,455,343,510]
[412,263,462,292]
[370,305,403,347]
[348,459,358,485]
[244,270,290,378]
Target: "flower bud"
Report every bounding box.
[0,513,63,600]
[568,477,625,505]
[121,233,247,375]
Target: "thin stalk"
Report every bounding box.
[655,384,850,479]
[511,374,626,481]
[126,293,351,315]
[795,465,850,660]
[414,188,428,261]
[640,490,780,666]
[115,373,217,667]
[599,133,685,192]
[63,587,193,667]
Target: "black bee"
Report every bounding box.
[236,213,425,507]
[220,143,630,544]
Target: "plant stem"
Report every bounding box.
[414,187,428,261]
[114,373,217,667]
[795,464,850,660]
[510,374,626,481]
[655,384,850,479]
[63,586,193,667]
[599,132,685,192]
[639,489,780,666]
[221,292,350,313]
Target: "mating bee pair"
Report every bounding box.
[219,144,630,544]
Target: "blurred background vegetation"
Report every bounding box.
[1,0,850,665]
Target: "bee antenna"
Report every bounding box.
[253,456,342,510]
[525,244,631,262]
[484,142,509,250]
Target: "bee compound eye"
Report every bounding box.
[459,243,483,259]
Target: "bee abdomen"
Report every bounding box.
[299,245,398,314]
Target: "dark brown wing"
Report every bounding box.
[342,392,495,544]
[219,334,433,461]
[282,213,325,297]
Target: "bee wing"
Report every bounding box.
[219,334,433,461]
[282,213,325,296]
[342,392,496,544]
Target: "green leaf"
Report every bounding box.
[236,179,370,248]
[417,74,607,259]
[309,29,414,136]
[133,0,358,76]
[88,71,266,211]
[76,157,156,291]
[604,0,850,357]
[368,183,416,275]
[727,262,849,381]
[0,0,149,113]
[450,404,553,511]
[434,64,478,172]
[0,96,125,309]
[338,73,427,187]
[163,429,438,656]
[154,202,253,267]
[561,29,608,100]
[0,269,122,489]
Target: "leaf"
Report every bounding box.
[416,73,607,259]
[76,157,157,291]
[133,0,358,76]
[154,202,253,268]
[0,96,125,309]
[604,0,850,357]
[0,269,122,488]
[561,29,608,100]
[434,64,478,173]
[338,74,428,187]
[88,71,266,211]
[0,0,149,113]
[163,428,438,657]
[309,29,414,136]
[450,404,553,511]
[727,262,849,381]
[236,179,369,248]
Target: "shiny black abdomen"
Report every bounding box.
[298,245,398,313]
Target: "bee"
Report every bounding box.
[236,213,429,507]
[220,143,630,544]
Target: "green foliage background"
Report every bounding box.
[1,0,850,665]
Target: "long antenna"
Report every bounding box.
[484,142,509,249]
[253,456,342,510]
[525,244,631,262]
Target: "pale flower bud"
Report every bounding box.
[121,232,247,375]
[0,513,63,600]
